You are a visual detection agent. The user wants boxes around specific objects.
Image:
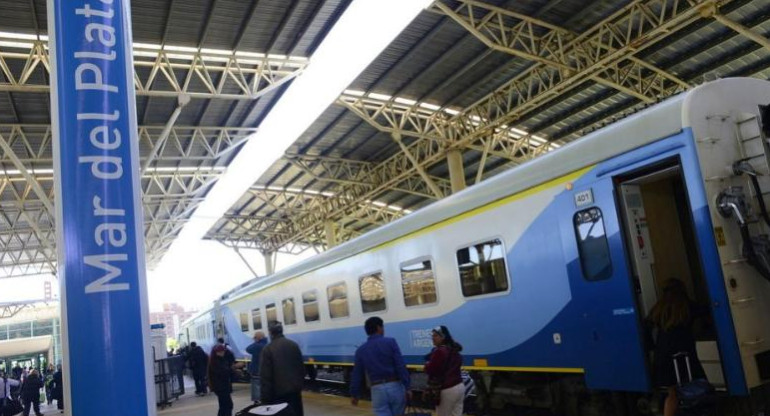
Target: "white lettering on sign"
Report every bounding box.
[84,254,129,293]
[74,1,131,295]
[574,189,594,208]
[409,329,433,348]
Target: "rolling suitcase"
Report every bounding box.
[672,352,715,415]
[235,402,295,416]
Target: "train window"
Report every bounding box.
[400,259,437,307]
[266,303,278,326]
[456,238,509,297]
[359,272,386,313]
[327,282,349,319]
[302,290,320,323]
[282,298,297,325]
[251,308,262,330]
[239,313,249,332]
[574,208,613,281]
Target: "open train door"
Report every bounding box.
[615,161,728,390]
[562,177,651,392]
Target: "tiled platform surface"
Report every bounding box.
[158,384,374,416]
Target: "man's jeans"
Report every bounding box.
[250,376,260,402]
[370,381,406,416]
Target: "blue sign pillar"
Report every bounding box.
[47,1,155,415]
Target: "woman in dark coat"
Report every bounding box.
[648,278,707,416]
[20,369,43,416]
[208,345,234,416]
[51,365,63,411]
[424,325,464,416]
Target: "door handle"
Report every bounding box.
[730,296,755,305]
[741,338,765,347]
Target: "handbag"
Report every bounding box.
[423,346,452,407]
[422,379,443,407]
[2,397,23,416]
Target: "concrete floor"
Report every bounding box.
[158,384,374,416]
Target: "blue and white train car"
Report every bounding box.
[182,78,770,411]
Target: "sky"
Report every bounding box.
[146,239,315,312]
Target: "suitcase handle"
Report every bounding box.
[672,352,693,385]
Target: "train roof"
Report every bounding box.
[217,77,765,305]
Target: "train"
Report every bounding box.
[180,77,770,414]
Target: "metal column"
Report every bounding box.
[447,149,466,193]
[263,251,276,276]
[325,221,338,248]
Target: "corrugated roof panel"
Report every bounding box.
[0,1,36,34]
[290,0,350,56]
[232,0,295,53]
[202,0,252,50]
[164,0,211,48]
[131,0,170,44]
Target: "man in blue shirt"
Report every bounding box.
[350,317,411,416]
[246,331,267,404]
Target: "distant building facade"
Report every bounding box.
[149,303,197,340]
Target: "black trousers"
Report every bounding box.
[193,371,207,394]
[215,391,233,416]
[22,397,40,416]
[57,396,64,410]
[275,392,303,416]
[176,370,185,395]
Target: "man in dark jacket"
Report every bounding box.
[260,322,305,416]
[21,369,43,416]
[246,331,267,404]
[188,342,209,396]
[51,365,63,411]
[12,365,22,380]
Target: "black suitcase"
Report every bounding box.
[672,352,716,415]
[235,403,295,416]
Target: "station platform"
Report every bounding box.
[158,384,372,416]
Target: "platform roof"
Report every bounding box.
[1,0,769,280]
[206,0,770,254]
[0,0,351,277]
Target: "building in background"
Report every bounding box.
[0,303,61,371]
[149,303,197,341]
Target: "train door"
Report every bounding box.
[564,180,651,392]
[615,160,725,388]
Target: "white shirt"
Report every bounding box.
[0,377,20,399]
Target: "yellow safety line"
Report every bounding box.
[305,361,584,374]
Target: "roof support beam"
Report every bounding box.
[284,154,451,199]
[0,130,53,214]
[0,38,308,100]
[141,94,190,175]
[262,0,725,251]
[206,186,409,252]
[0,124,256,165]
[431,0,692,103]
[710,8,770,52]
[391,132,444,199]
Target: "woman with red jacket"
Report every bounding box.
[424,325,464,416]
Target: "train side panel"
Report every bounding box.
[187,79,770,397]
